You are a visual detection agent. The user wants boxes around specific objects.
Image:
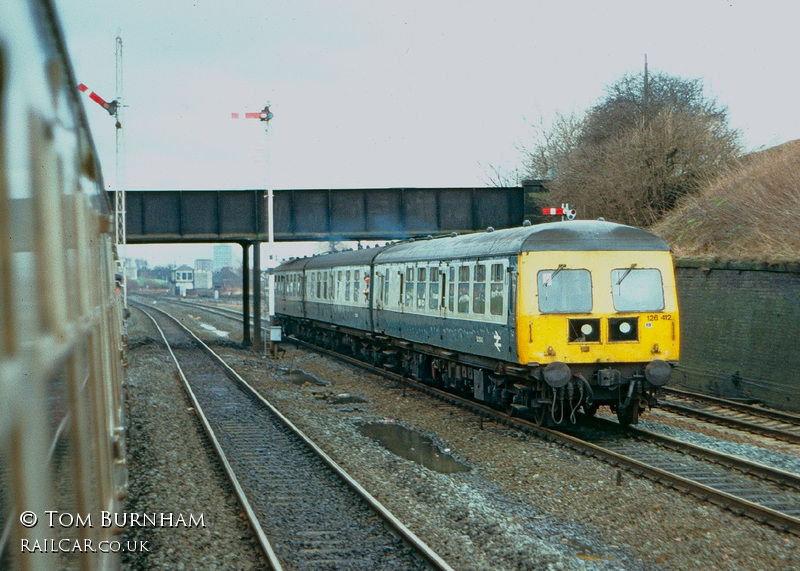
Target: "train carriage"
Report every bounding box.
[274,220,680,426]
[1,1,128,568]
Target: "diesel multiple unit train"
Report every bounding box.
[274,220,680,426]
[1,1,128,569]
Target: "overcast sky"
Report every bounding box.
[56,0,800,266]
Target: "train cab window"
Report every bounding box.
[429,267,439,310]
[458,265,470,313]
[611,268,664,312]
[490,263,504,316]
[538,268,592,313]
[473,264,486,314]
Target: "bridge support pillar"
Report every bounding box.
[241,242,251,347]
[253,241,262,348]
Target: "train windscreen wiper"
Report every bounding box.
[615,263,637,286]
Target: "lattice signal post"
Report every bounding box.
[76,36,126,308]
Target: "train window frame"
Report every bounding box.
[610,267,665,312]
[405,266,415,307]
[537,268,593,314]
[429,266,440,310]
[473,269,486,315]
[490,263,504,316]
[457,264,470,314]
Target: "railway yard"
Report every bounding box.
[121,297,800,570]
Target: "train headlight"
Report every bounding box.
[645,359,672,386]
[568,319,600,342]
[609,318,638,342]
[543,361,572,388]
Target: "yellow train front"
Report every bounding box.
[513,220,679,425]
[274,219,679,427]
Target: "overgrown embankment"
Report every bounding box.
[653,139,800,263]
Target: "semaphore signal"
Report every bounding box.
[77,83,118,118]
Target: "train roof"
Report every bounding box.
[274,245,385,272]
[273,220,669,272]
[372,220,669,264]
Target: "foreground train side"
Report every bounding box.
[0,1,127,569]
[274,220,680,426]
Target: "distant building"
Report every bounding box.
[125,258,139,281]
[172,265,194,296]
[213,244,233,271]
[194,259,213,290]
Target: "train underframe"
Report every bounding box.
[279,316,664,427]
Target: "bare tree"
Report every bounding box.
[519,110,583,180]
[526,71,742,226]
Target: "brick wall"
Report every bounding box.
[674,260,800,412]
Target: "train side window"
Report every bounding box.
[345,270,351,301]
[384,269,390,304]
[473,264,486,314]
[490,263,504,316]
[429,267,439,310]
[448,266,455,311]
[458,265,470,313]
[416,267,426,310]
[354,270,361,303]
[405,266,414,307]
[399,270,404,305]
[538,268,592,313]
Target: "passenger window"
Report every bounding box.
[429,268,439,310]
[611,268,664,312]
[354,270,361,303]
[405,267,414,307]
[384,269,390,303]
[417,281,426,309]
[473,264,486,314]
[345,270,351,301]
[490,263,504,316]
[538,268,592,313]
[458,266,470,313]
[448,267,455,311]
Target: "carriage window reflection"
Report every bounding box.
[537,268,592,313]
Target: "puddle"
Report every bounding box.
[279,370,329,387]
[199,323,230,338]
[358,421,470,474]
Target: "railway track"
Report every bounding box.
[155,297,800,536]
[132,301,452,571]
[660,387,800,445]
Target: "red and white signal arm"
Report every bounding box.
[542,207,577,220]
